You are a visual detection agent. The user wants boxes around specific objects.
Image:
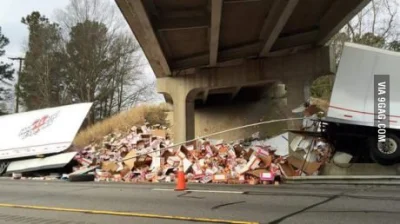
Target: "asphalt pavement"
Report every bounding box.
[0,180,400,223]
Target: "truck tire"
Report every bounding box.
[368,133,400,165]
[68,174,95,182]
[369,149,395,166]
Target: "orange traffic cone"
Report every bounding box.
[175,160,186,191]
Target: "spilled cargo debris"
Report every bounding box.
[6,122,333,184]
[3,102,333,184]
[51,124,331,185]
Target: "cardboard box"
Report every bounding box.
[239,175,245,183]
[258,155,272,168]
[183,158,193,173]
[255,147,269,157]
[233,145,244,157]
[244,149,254,161]
[76,157,93,167]
[227,147,237,158]
[185,140,198,151]
[205,145,213,156]
[101,161,119,172]
[192,163,203,175]
[246,168,268,177]
[137,140,145,150]
[200,175,213,183]
[180,145,192,157]
[120,166,131,178]
[116,162,124,172]
[249,158,261,170]
[145,172,155,180]
[259,172,274,181]
[205,168,215,176]
[288,156,321,175]
[161,149,174,161]
[151,129,166,138]
[235,164,249,174]
[213,173,227,182]
[246,154,259,170]
[167,156,181,167]
[113,174,122,182]
[150,157,161,170]
[134,156,152,168]
[198,159,205,167]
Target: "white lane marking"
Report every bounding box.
[187,189,244,194]
[152,188,244,194]
[152,188,174,191]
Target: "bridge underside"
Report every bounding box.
[116,0,370,143]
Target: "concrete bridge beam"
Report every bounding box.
[157,46,335,143]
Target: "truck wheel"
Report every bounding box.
[369,149,396,166]
[68,174,95,182]
[368,134,400,165]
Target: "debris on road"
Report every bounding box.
[61,124,332,185]
[3,102,333,185]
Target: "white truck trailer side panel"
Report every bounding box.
[0,103,92,160]
[328,42,400,129]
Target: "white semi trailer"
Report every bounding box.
[316,42,400,165]
[0,103,92,174]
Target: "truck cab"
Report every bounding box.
[320,42,400,165]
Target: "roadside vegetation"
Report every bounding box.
[73,103,170,147]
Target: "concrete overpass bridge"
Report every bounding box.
[115,0,370,143]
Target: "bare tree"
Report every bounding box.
[118,81,160,109]
[55,0,156,124]
[330,0,400,63]
[318,0,400,101]
[55,0,125,37]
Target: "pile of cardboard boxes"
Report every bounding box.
[68,124,332,185]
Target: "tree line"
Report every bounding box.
[0,27,14,114]
[0,0,158,124]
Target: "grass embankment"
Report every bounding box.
[73,104,171,147]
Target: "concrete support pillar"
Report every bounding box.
[173,93,195,143]
[285,77,310,129]
[284,77,311,159]
[158,79,200,144]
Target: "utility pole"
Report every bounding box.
[8,57,25,113]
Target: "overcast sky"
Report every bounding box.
[0,0,153,71]
[0,0,158,111]
[0,0,70,60]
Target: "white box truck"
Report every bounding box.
[310,42,400,165]
[0,103,92,174]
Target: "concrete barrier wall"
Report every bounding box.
[166,83,289,142]
[194,98,287,142]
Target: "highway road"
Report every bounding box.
[0,180,400,224]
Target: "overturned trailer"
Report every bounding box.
[302,42,400,166]
[0,103,92,174]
